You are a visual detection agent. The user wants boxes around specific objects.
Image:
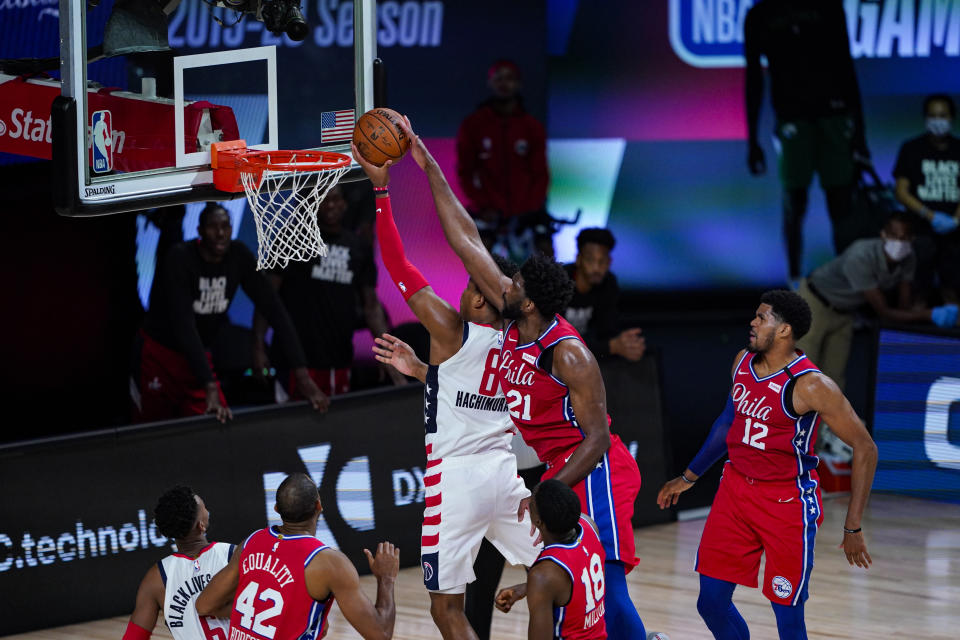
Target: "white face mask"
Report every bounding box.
[926,116,952,136]
[883,238,912,262]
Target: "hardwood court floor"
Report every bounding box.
[10,494,960,640]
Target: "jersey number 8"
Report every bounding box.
[235,580,284,639]
[580,553,605,614]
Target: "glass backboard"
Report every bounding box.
[54,0,377,216]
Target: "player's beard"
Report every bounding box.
[502,294,523,320]
[746,332,773,354]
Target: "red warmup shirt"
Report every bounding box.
[456,102,549,217]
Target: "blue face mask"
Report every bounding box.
[926,117,952,137]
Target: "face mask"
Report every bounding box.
[926,117,952,136]
[884,238,912,262]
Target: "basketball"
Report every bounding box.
[352,107,411,166]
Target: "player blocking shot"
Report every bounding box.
[657,290,878,640]
[496,480,608,640]
[389,116,655,640]
[352,143,541,640]
[124,486,233,640]
[196,473,399,640]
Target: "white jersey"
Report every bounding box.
[423,322,514,461]
[158,542,234,640]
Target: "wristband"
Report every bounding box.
[843,527,861,534]
[680,472,696,485]
[372,185,389,193]
[123,621,152,640]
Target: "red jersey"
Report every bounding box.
[228,527,333,640]
[726,350,821,481]
[499,316,604,464]
[535,516,607,640]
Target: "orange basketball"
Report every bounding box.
[352,108,410,167]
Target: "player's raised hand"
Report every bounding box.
[656,474,697,509]
[364,542,400,581]
[495,584,527,613]
[350,142,393,188]
[373,333,427,381]
[396,116,432,170]
[839,530,872,569]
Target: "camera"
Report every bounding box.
[212,0,309,41]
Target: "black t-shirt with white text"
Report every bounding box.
[893,134,960,214]
[563,263,619,359]
[274,229,377,369]
[144,240,306,384]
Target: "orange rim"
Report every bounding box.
[239,150,352,174]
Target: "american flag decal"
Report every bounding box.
[320,109,355,143]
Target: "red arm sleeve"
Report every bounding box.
[123,621,151,640]
[375,195,430,301]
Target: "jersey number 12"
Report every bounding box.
[741,417,768,450]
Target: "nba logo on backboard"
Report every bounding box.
[91,110,113,174]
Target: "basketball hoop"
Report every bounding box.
[211,140,352,270]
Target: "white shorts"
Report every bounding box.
[420,449,541,592]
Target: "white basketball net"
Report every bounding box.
[240,157,350,270]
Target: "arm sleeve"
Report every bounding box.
[375,195,430,301]
[237,247,308,369]
[688,396,734,476]
[161,251,216,385]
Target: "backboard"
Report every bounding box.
[53,0,379,216]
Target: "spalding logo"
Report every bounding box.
[772,575,793,599]
[422,561,434,582]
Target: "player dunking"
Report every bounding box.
[657,290,877,640]
[395,117,651,640]
[495,480,608,640]
[352,144,540,640]
[124,486,233,640]
[196,473,399,640]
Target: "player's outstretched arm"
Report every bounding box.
[351,143,465,358]
[124,565,164,640]
[310,544,399,640]
[794,373,878,569]
[195,550,240,618]
[396,116,512,310]
[550,340,611,487]
[525,563,568,640]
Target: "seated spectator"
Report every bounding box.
[254,186,405,399]
[564,228,646,361]
[133,204,327,423]
[797,211,957,455]
[893,93,960,304]
[456,59,550,260]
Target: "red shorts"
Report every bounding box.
[287,367,351,399]
[543,434,642,572]
[134,332,227,423]
[696,462,823,606]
